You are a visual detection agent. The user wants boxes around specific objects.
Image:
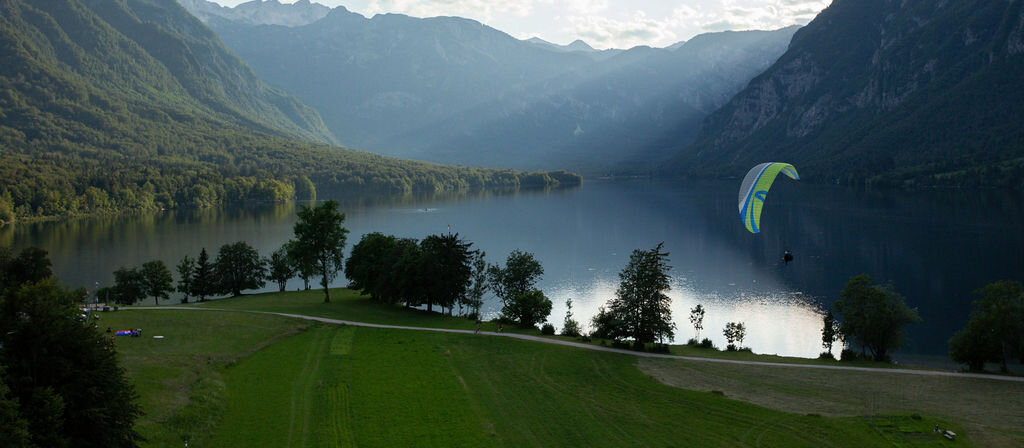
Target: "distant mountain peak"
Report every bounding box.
[179,0,331,27]
[566,39,595,52]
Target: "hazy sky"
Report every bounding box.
[207,0,831,49]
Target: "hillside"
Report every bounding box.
[183,0,796,173]
[672,0,1024,187]
[0,0,572,224]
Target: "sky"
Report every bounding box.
[208,0,832,50]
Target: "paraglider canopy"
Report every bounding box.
[738,162,799,233]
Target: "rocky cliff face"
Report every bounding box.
[678,0,1024,187]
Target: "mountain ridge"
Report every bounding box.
[673,0,1024,187]
[182,0,798,174]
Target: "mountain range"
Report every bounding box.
[181,0,798,173]
[0,0,570,223]
[674,0,1024,187]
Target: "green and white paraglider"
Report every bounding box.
[738,162,799,233]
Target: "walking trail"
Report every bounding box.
[130,306,1024,383]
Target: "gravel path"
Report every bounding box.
[129,306,1024,383]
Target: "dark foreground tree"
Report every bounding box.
[949,281,1024,372]
[1,253,142,447]
[833,274,921,362]
[291,200,348,303]
[215,241,267,297]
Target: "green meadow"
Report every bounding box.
[99,289,1021,447]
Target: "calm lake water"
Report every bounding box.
[4,180,1023,362]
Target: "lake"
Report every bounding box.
[4,180,1023,363]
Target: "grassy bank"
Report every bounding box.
[100,310,310,446]
[105,289,1024,446]
[210,323,958,447]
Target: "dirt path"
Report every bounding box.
[130,306,1024,383]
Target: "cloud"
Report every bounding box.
[701,0,830,32]
[364,0,539,22]
[567,11,678,49]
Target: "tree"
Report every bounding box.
[176,255,195,303]
[602,243,676,348]
[192,248,216,301]
[141,260,173,305]
[345,232,397,300]
[268,246,295,292]
[463,251,488,318]
[723,322,746,350]
[214,241,266,297]
[112,267,147,305]
[420,233,473,314]
[488,250,544,321]
[503,289,552,328]
[821,309,840,354]
[6,247,52,287]
[290,200,348,303]
[833,274,921,362]
[689,304,705,341]
[561,298,582,337]
[0,276,142,447]
[949,281,1024,372]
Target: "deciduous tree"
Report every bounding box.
[949,281,1024,372]
[833,274,920,362]
[141,260,174,305]
[176,255,195,303]
[215,242,267,297]
[488,250,544,322]
[268,246,295,292]
[290,200,348,303]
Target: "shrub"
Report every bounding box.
[540,323,555,335]
[699,338,714,349]
[650,344,670,354]
[686,338,699,346]
[818,351,836,360]
[840,348,860,361]
[726,344,737,352]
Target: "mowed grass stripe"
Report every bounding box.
[213,323,944,447]
[211,326,327,446]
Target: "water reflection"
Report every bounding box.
[5,181,1024,360]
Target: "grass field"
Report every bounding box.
[104,291,1005,447]
[99,310,309,446]
[191,289,914,369]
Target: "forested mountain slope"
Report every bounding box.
[673,0,1024,187]
[0,0,572,224]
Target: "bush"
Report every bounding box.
[726,344,737,352]
[699,338,715,349]
[818,351,836,360]
[650,343,670,354]
[579,334,591,342]
[686,338,699,346]
[840,348,860,361]
[540,323,555,335]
